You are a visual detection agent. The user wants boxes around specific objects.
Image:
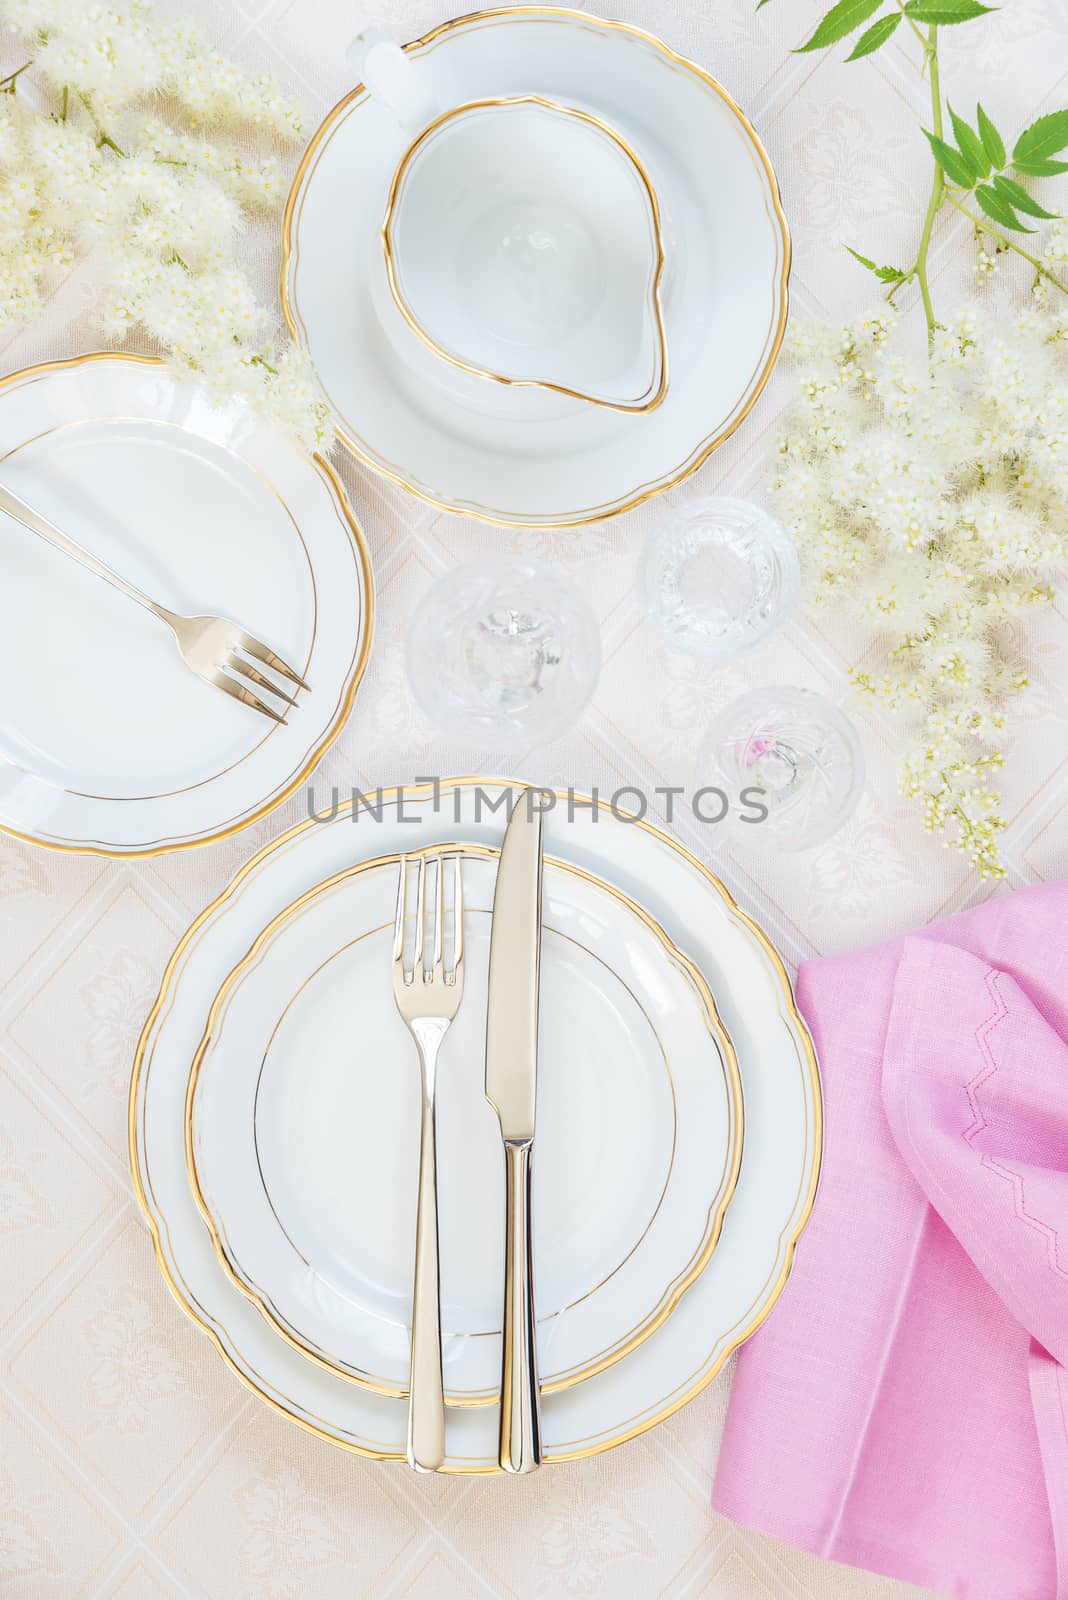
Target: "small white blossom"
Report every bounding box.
[776,288,1068,879]
[0,0,328,450]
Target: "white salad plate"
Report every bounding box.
[382,96,668,414]
[187,843,742,1404]
[282,7,790,527]
[132,780,821,1470]
[0,355,373,857]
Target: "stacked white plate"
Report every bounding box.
[0,355,373,857]
[133,780,821,1470]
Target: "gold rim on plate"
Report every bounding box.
[130,778,822,1469]
[280,5,792,528]
[382,95,669,415]
[182,840,743,1406]
[4,413,320,805]
[0,352,374,859]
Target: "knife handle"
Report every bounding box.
[407,1050,445,1472]
[499,1138,541,1473]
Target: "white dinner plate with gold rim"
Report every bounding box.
[186,843,742,1404]
[281,7,790,528]
[0,354,373,857]
[131,780,821,1471]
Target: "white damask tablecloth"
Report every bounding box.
[2,1,1065,1595]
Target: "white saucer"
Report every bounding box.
[282,7,790,527]
[132,780,821,1470]
[0,355,373,856]
[188,845,741,1403]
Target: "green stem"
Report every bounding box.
[914,26,944,341]
[0,59,31,91]
[75,89,126,157]
[891,0,929,49]
[946,191,1068,294]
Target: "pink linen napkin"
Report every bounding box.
[712,883,1068,1600]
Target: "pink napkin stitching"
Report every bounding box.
[966,967,1068,1281]
[894,949,1067,1359]
[892,945,1068,1597]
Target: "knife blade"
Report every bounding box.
[485,791,544,1472]
[485,796,543,1141]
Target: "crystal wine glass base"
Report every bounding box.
[407,555,600,747]
[640,497,800,659]
[698,686,865,852]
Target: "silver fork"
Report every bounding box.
[391,852,465,1472]
[0,479,308,725]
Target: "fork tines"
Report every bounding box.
[209,640,310,726]
[239,632,311,694]
[392,854,464,987]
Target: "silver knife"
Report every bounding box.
[484,792,544,1473]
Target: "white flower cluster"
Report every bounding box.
[6,0,302,132]
[775,236,1068,879]
[0,0,330,451]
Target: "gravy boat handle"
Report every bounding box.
[347,27,440,134]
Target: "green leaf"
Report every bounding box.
[948,104,990,178]
[795,0,884,52]
[1013,109,1068,165]
[904,0,994,19]
[992,175,1058,219]
[924,131,977,189]
[976,104,1005,168]
[1012,156,1068,177]
[847,12,901,57]
[846,245,906,283]
[974,182,1035,232]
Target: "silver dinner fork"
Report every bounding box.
[391,852,465,1472]
[0,479,308,725]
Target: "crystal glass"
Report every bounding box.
[407,555,601,745]
[697,686,865,852]
[640,497,800,658]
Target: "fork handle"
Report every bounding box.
[0,480,170,624]
[407,1046,446,1472]
[499,1138,541,1473]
